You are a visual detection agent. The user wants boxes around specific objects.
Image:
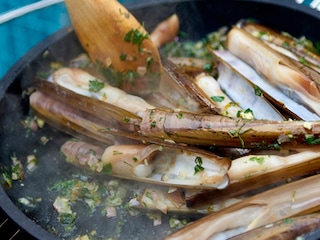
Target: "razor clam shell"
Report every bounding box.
[194,73,245,118]
[217,63,284,120]
[238,21,320,73]
[101,144,231,189]
[165,174,320,240]
[140,108,320,149]
[213,50,320,121]
[50,67,155,117]
[226,27,320,117]
[30,91,116,146]
[182,149,320,207]
[29,91,147,146]
[34,77,142,127]
[129,187,242,214]
[229,213,320,240]
[159,59,219,113]
[61,140,231,189]
[31,89,320,150]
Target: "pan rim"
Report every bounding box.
[0,0,319,239]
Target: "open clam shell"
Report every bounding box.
[61,140,231,189]
[213,50,320,121]
[225,27,320,117]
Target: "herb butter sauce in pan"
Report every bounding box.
[1,1,320,239]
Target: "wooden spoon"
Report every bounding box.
[64,0,161,74]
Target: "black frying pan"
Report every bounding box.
[1,1,319,239]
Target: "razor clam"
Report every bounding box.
[165,174,320,240]
[229,212,320,240]
[149,14,179,48]
[226,27,320,116]
[129,187,241,214]
[229,149,320,183]
[175,148,320,208]
[30,87,320,149]
[194,73,252,119]
[213,50,320,120]
[159,59,218,113]
[61,140,231,189]
[49,63,215,115]
[50,67,155,118]
[238,21,320,73]
[140,108,320,149]
[216,63,284,120]
[29,91,118,145]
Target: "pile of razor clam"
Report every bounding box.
[29,3,320,239]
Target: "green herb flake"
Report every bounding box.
[254,85,262,96]
[194,156,205,175]
[211,96,225,102]
[229,130,237,137]
[202,63,213,72]
[176,112,183,119]
[125,29,148,46]
[237,108,254,120]
[283,218,294,224]
[282,41,290,48]
[146,57,153,69]
[124,29,133,42]
[123,116,130,123]
[102,163,112,175]
[59,212,76,225]
[2,167,12,188]
[89,79,105,92]
[249,156,265,165]
[299,57,309,66]
[305,134,320,145]
[51,179,78,195]
[132,156,138,162]
[120,53,127,61]
[132,29,148,46]
[87,149,96,156]
[145,191,153,200]
[150,121,157,128]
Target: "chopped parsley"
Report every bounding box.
[305,134,320,145]
[194,156,205,175]
[283,218,294,224]
[249,156,265,165]
[120,53,127,61]
[89,79,105,92]
[102,163,112,175]
[254,85,262,96]
[237,108,254,119]
[124,29,148,47]
[146,57,153,69]
[59,212,77,225]
[176,112,183,119]
[211,96,225,102]
[281,41,290,48]
[123,116,130,123]
[150,121,157,128]
[202,63,213,72]
[299,57,309,66]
